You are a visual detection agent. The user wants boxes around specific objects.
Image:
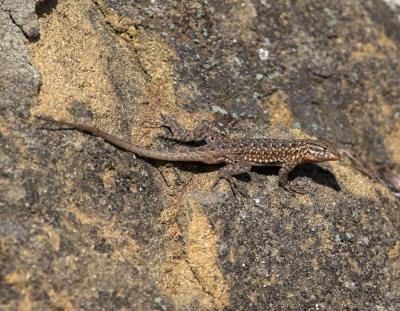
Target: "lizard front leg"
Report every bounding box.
[212,162,252,197]
[278,161,306,194]
[159,114,222,144]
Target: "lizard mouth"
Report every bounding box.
[328,152,341,161]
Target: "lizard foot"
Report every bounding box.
[212,176,248,198]
[282,182,308,195]
[159,114,222,144]
[159,114,187,141]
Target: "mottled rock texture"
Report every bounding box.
[0,0,399,310]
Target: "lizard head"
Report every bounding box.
[300,140,341,163]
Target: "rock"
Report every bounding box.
[0,0,399,310]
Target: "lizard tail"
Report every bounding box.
[36,115,212,163]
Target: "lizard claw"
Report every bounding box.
[212,176,248,198]
[157,130,174,140]
[159,114,186,141]
[283,182,308,195]
[230,180,248,199]
[211,175,221,189]
[159,114,179,130]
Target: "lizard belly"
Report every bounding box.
[249,161,284,167]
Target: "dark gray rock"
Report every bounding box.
[0,0,399,310]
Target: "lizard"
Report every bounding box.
[36,115,341,196]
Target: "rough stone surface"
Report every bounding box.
[1,0,399,310]
[0,0,41,118]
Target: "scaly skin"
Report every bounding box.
[37,115,341,197]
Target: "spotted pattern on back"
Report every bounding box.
[213,138,339,164]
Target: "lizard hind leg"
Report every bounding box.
[212,163,252,198]
[159,114,222,144]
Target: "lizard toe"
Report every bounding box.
[227,177,248,198]
[284,182,308,195]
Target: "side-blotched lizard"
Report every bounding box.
[37,115,341,196]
